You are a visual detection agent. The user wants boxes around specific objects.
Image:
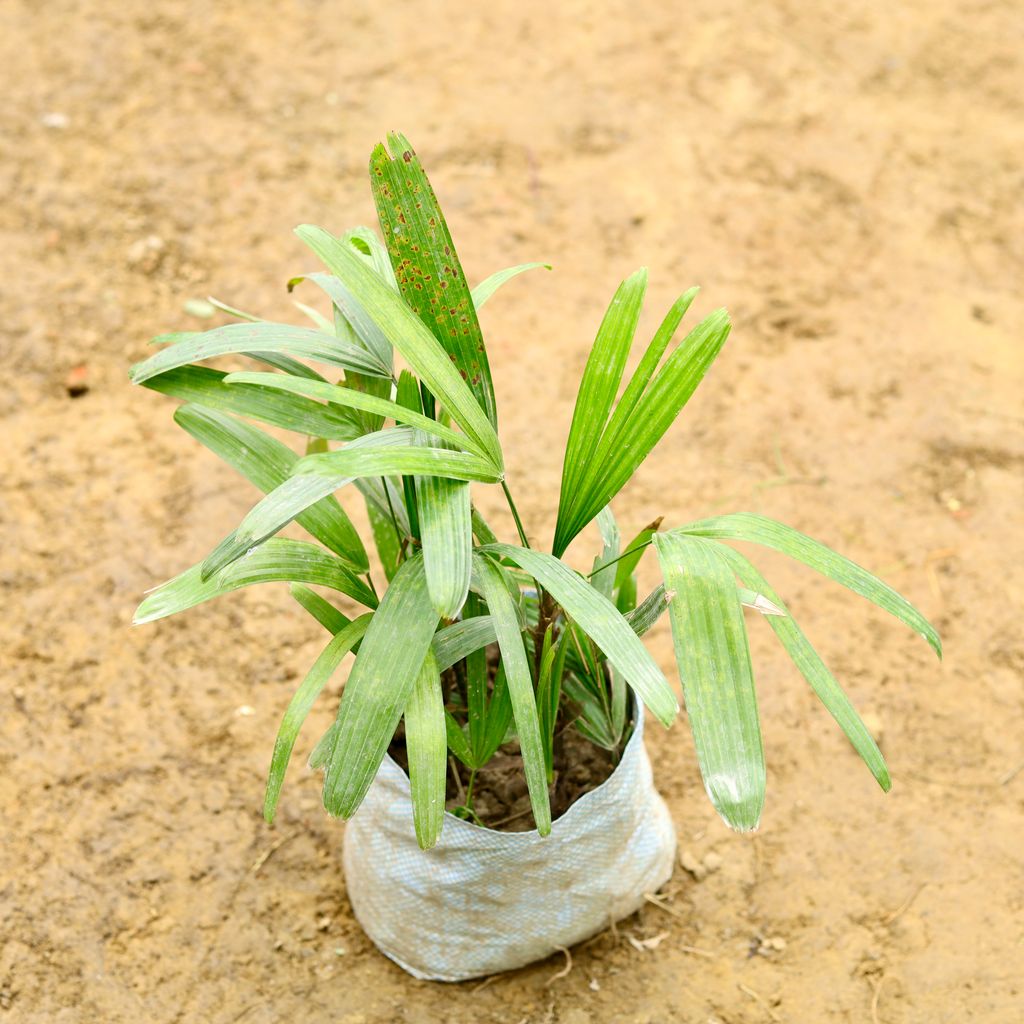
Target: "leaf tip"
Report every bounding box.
[706,773,765,833]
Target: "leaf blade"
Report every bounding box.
[223,370,479,456]
[322,554,438,818]
[371,133,497,426]
[562,308,730,548]
[473,552,551,834]
[483,544,678,728]
[653,531,765,832]
[676,513,941,657]
[134,539,377,624]
[143,365,362,441]
[200,429,497,581]
[718,545,891,791]
[264,615,371,822]
[404,649,447,849]
[554,269,648,555]
[130,322,389,384]
[471,263,552,311]
[294,225,503,473]
[174,404,367,572]
[416,434,473,619]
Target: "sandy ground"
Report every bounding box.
[2,2,1022,1021]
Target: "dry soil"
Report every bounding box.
[1,2,1022,1022]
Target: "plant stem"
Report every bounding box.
[464,768,477,810]
[586,538,654,579]
[381,477,404,556]
[501,479,531,549]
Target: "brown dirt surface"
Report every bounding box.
[2,2,1022,1022]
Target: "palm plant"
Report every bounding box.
[131,134,940,849]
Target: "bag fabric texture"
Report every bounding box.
[342,710,677,981]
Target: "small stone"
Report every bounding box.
[127,235,165,275]
[769,936,787,951]
[680,849,707,881]
[41,112,69,130]
[64,364,89,397]
[703,851,723,873]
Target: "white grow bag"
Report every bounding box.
[342,709,677,981]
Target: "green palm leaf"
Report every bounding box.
[482,544,678,728]
[200,428,498,581]
[289,583,351,634]
[294,224,503,473]
[142,365,362,441]
[174,404,367,571]
[555,306,730,553]
[473,552,551,834]
[134,538,377,624]
[404,649,447,849]
[371,132,498,426]
[675,513,941,657]
[129,322,390,384]
[222,371,477,455]
[416,434,473,619]
[718,544,890,791]
[653,531,764,832]
[555,269,647,555]
[321,554,438,818]
[264,615,372,823]
[471,263,552,311]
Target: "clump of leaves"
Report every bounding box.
[131,134,940,849]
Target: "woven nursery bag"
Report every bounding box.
[342,709,677,981]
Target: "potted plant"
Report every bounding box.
[130,134,940,981]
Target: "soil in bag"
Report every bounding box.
[387,646,628,832]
